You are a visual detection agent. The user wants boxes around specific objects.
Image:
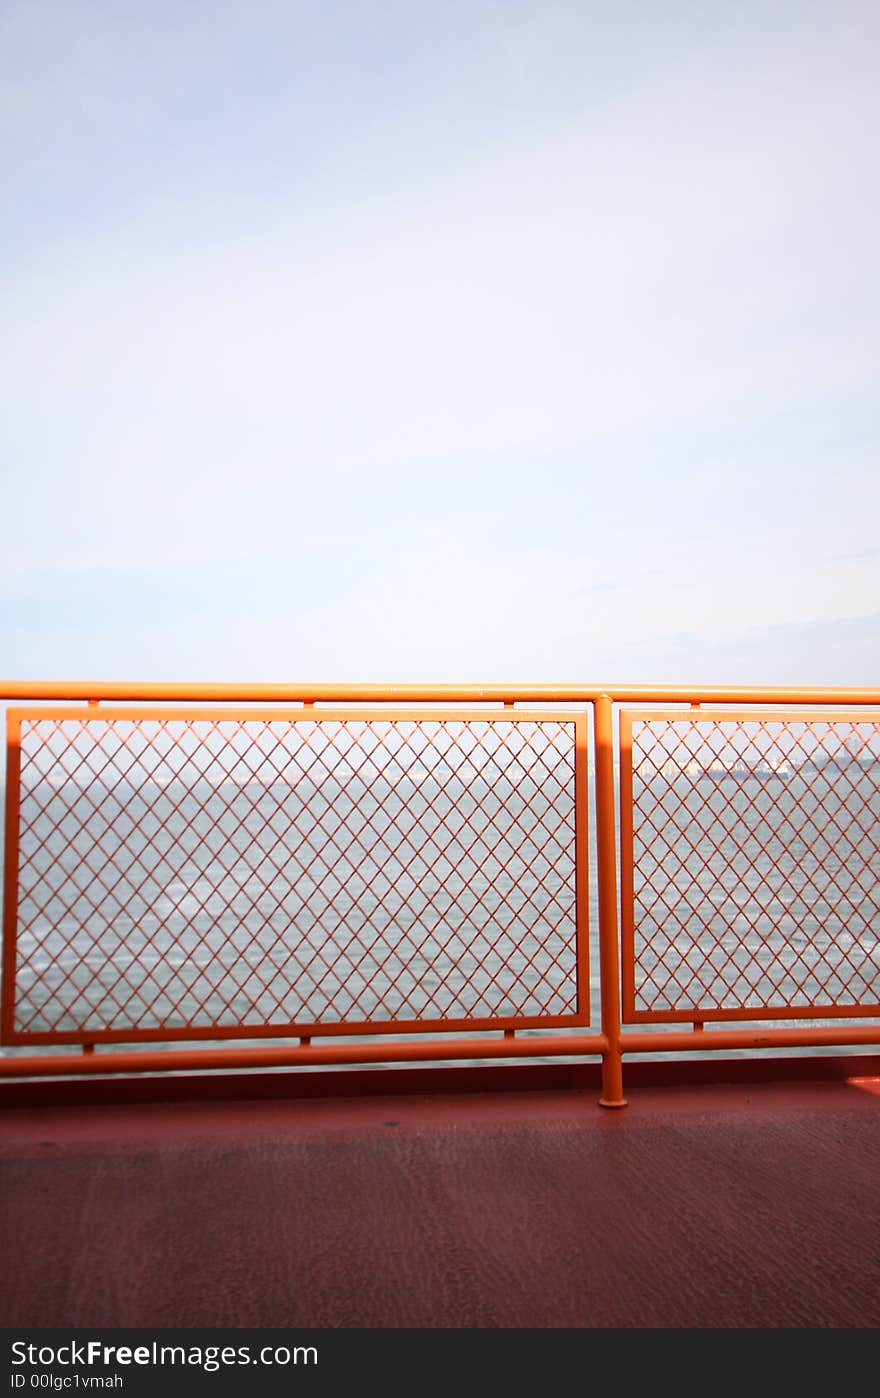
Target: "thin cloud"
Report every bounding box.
[1,3,878,683]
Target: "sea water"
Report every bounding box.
[1,768,878,1062]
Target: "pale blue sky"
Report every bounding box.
[2,0,879,684]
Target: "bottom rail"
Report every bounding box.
[0,1032,609,1079]
[3,1026,878,1110]
[620,1025,880,1053]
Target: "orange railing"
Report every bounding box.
[2,682,879,1106]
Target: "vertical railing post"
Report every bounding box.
[1,712,23,1045]
[594,694,627,1107]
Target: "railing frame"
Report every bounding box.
[1,680,879,1106]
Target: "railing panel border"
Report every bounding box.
[2,702,591,1047]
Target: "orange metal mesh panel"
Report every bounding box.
[3,707,588,1043]
[620,710,880,1022]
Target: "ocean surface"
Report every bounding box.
[2,735,878,1060]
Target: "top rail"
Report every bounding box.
[2,681,880,705]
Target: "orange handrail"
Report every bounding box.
[1,680,880,704]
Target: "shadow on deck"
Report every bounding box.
[2,1057,879,1329]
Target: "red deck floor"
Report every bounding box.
[1,1060,879,1329]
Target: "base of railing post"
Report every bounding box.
[598,1051,627,1109]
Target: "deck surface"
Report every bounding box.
[2,1067,879,1328]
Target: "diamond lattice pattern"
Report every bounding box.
[630,716,880,1016]
[10,715,581,1038]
